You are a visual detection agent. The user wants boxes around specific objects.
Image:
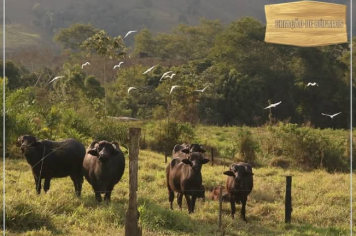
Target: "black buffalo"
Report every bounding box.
[167,150,209,213]
[17,135,85,196]
[83,141,125,202]
[224,162,254,222]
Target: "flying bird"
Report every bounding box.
[113,62,124,69]
[128,87,137,94]
[165,73,176,80]
[160,71,173,81]
[143,65,156,74]
[307,82,319,86]
[264,101,282,109]
[49,76,64,83]
[82,62,90,69]
[170,85,180,94]
[194,86,209,93]
[124,30,137,39]
[321,112,341,119]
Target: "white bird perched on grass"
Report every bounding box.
[160,71,173,81]
[124,30,137,39]
[264,101,282,109]
[321,112,341,119]
[170,85,180,94]
[128,87,137,94]
[82,62,90,69]
[49,76,64,83]
[143,65,156,74]
[307,82,319,86]
[194,86,209,93]
[113,62,124,69]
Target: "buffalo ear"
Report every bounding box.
[88,149,98,156]
[111,143,120,155]
[223,171,235,176]
[200,146,206,153]
[112,142,120,149]
[181,148,190,154]
[181,159,192,165]
[89,141,98,149]
[201,158,209,164]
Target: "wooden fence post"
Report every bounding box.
[164,145,167,163]
[125,128,142,236]
[285,176,292,223]
[219,186,222,231]
[211,148,214,166]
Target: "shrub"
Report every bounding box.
[272,123,349,172]
[234,127,259,165]
[145,121,196,153]
[269,156,291,169]
[90,118,129,145]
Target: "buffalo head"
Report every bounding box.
[181,151,209,171]
[17,135,41,151]
[223,163,254,188]
[87,140,120,162]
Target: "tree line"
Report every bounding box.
[1,17,355,149]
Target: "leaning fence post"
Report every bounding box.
[219,186,223,231]
[125,128,142,236]
[211,148,214,166]
[285,176,292,223]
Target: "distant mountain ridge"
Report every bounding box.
[4,0,353,50]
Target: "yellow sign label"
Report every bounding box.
[265,1,347,47]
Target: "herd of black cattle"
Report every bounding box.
[16,135,254,222]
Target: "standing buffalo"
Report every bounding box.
[167,149,209,213]
[224,162,254,222]
[172,143,206,159]
[83,141,125,202]
[17,135,85,196]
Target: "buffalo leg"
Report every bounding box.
[184,194,192,214]
[104,191,112,202]
[230,195,236,219]
[167,182,174,210]
[76,175,83,197]
[43,178,51,193]
[95,192,102,202]
[70,175,83,197]
[169,190,174,210]
[104,186,113,202]
[241,198,247,222]
[34,177,41,194]
[191,195,197,213]
[94,188,102,202]
[177,193,183,210]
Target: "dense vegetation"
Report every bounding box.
[2,17,355,170]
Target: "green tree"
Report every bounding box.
[133,28,155,57]
[54,23,99,51]
[81,30,126,113]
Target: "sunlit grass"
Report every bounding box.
[1,150,355,235]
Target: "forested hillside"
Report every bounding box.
[3,0,353,50]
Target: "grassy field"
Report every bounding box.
[2,150,355,236]
[1,24,42,49]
